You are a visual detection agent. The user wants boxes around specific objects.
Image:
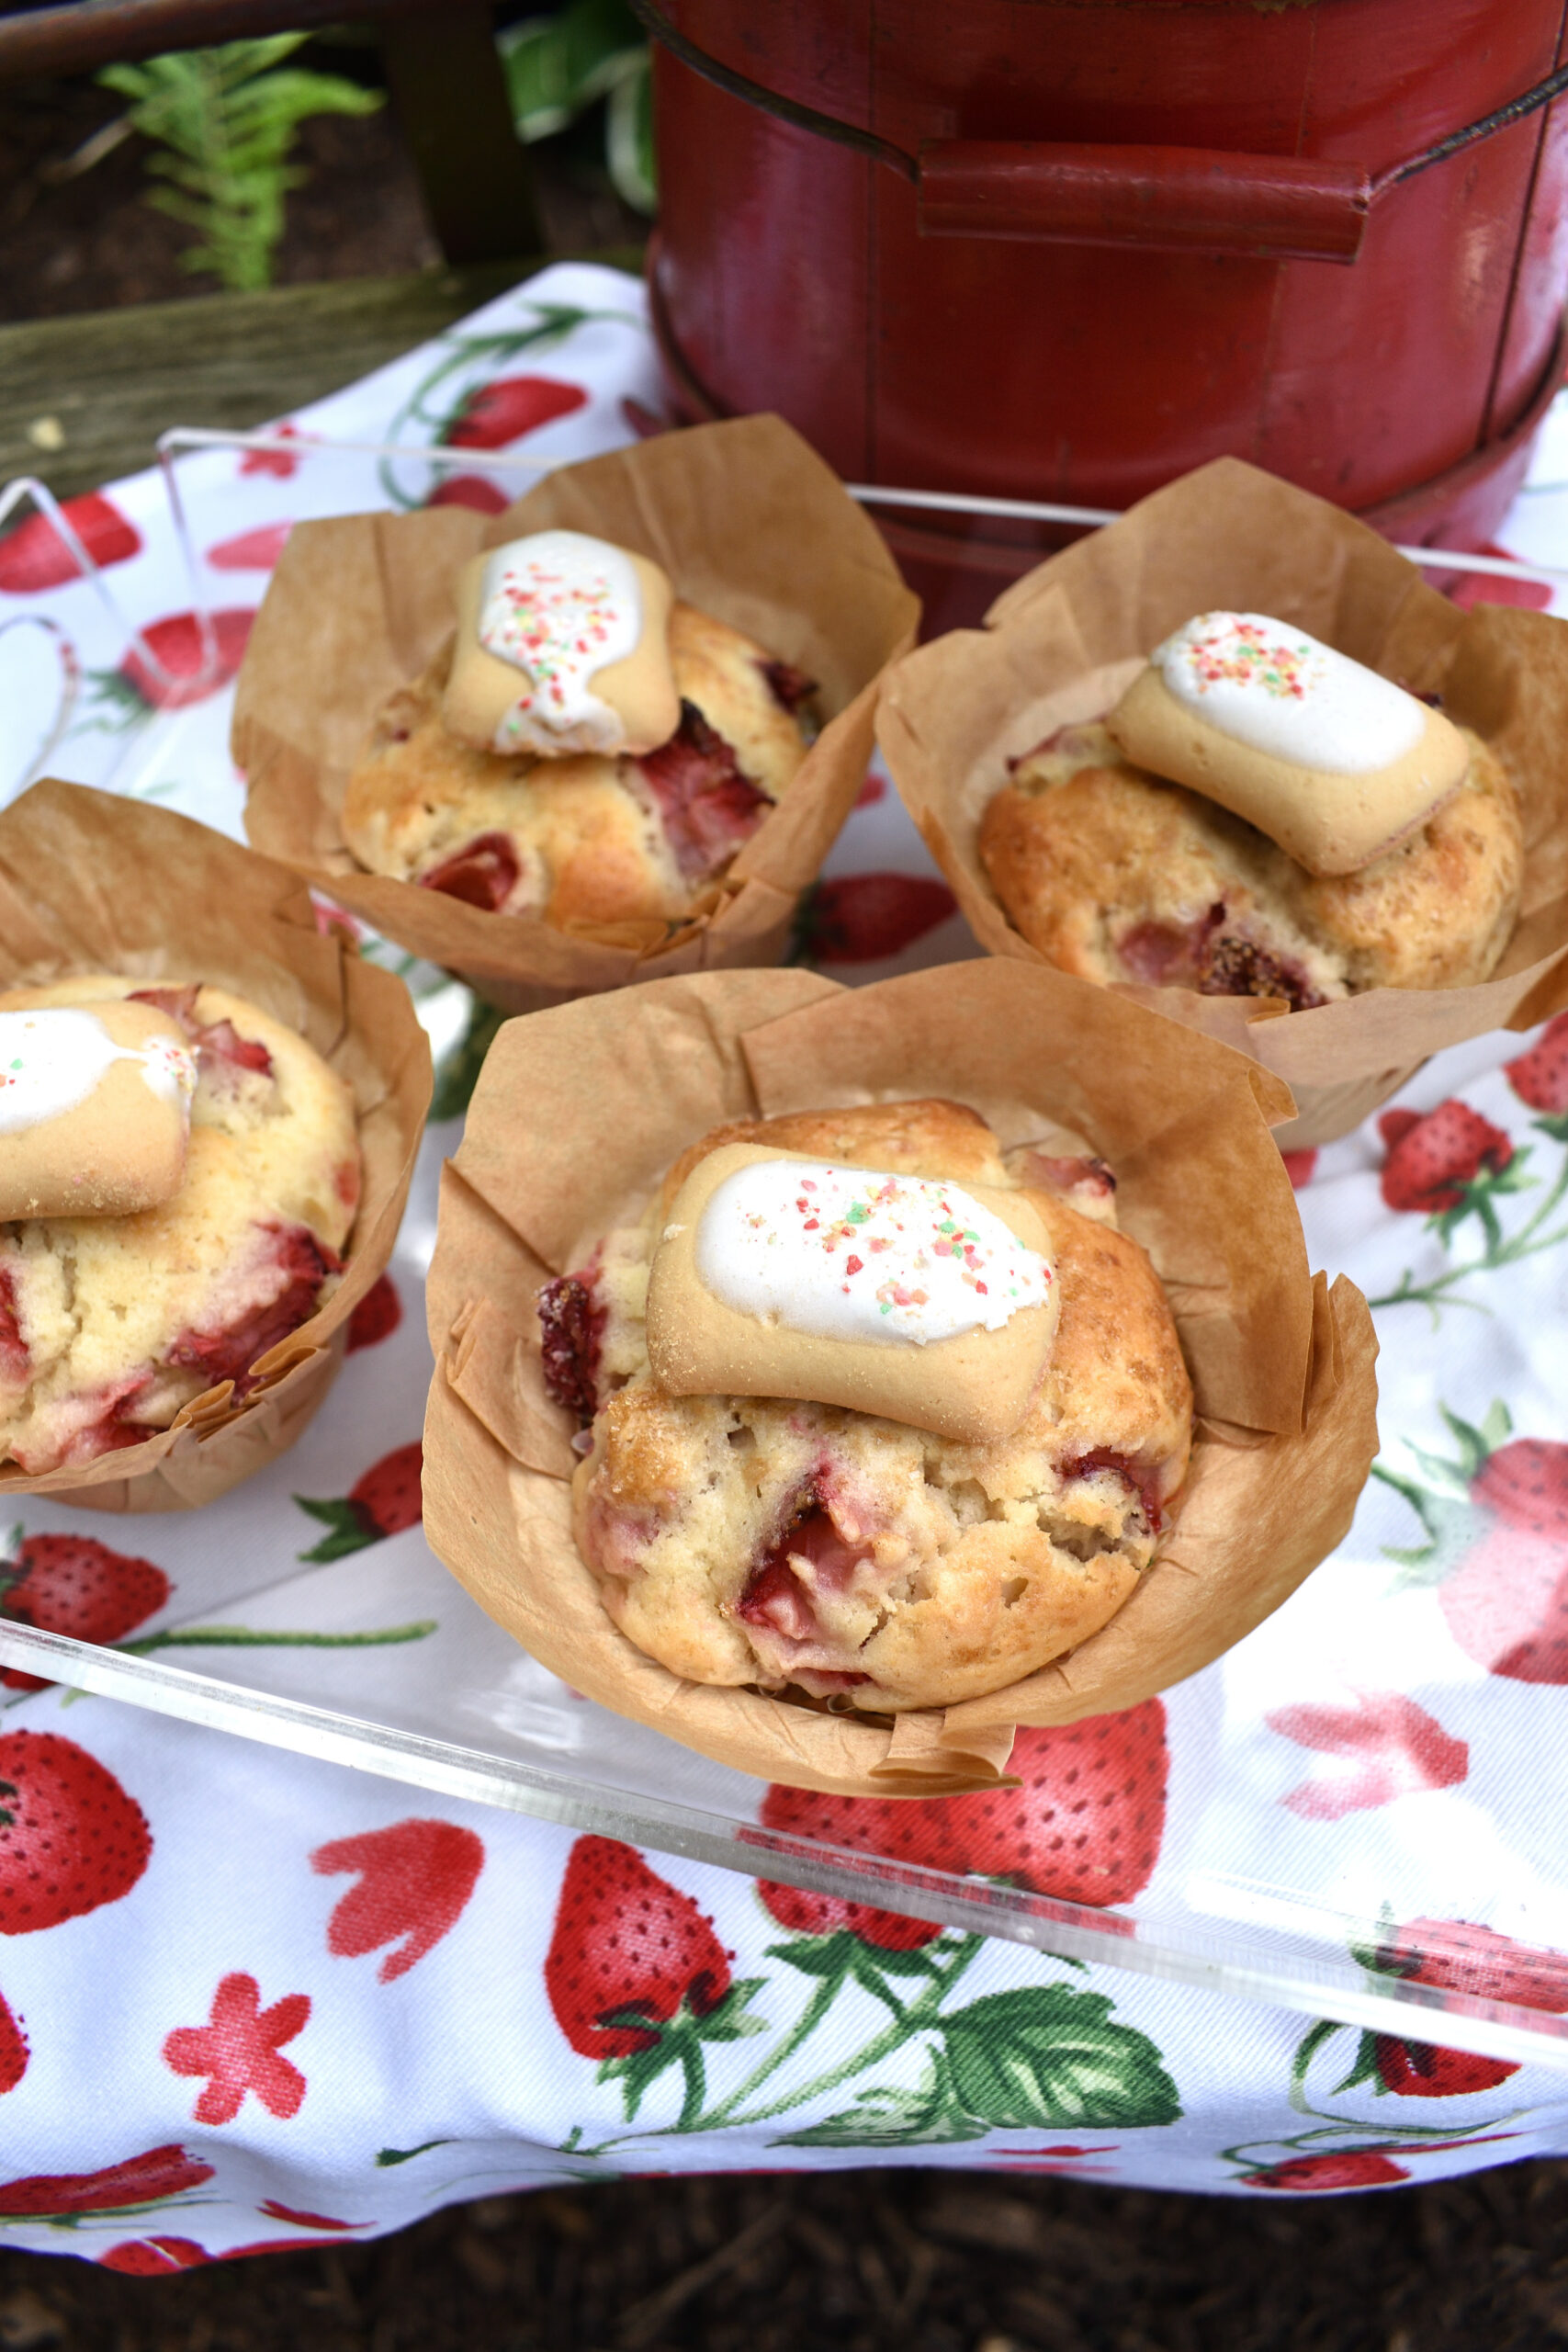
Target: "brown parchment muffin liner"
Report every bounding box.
[423,960,1378,1797]
[0,781,432,1514]
[232,414,920,1014]
[876,457,1568,1149]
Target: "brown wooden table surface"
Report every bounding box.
[0,250,644,503]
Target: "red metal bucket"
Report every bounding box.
[643,0,1568,628]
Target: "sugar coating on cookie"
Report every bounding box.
[647,1142,1056,1442]
[442,530,680,760]
[1109,612,1470,876]
[0,1002,197,1221]
[546,1098,1192,1713]
[0,974,360,1476]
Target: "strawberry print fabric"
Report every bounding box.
[5,265,1568,2251]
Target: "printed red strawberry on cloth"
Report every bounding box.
[0,492,141,594]
[0,1731,151,1933]
[756,1704,1168,1952]
[89,608,255,722]
[1376,1403,1568,1682]
[346,1273,402,1353]
[1378,1101,1517,1219]
[0,2145,213,2223]
[295,1441,423,1562]
[792,874,958,965]
[0,1531,170,1690]
[1506,1012,1568,1125]
[1292,1916,1568,2103]
[438,375,588,448]
[545,1837,766,2122]
[0,1990,27,2094]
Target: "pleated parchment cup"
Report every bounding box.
[423,960,1378,1798]
[233,415,919,1014]
[0,782,432,1513]
[876,458,1568,1148]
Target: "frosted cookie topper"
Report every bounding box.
[0,1001,196,1221]
[1107,612,1470,876]
[645,1141,1057,1443]
[442,528,680,759]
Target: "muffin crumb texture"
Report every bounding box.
[544,1098,1192,1714]
[0,974,358,1476]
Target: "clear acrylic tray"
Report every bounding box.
[5,423,1568,2077]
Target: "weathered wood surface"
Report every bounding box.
[0,253,643,502]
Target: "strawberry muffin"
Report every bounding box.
[540,1099,1192,1714]
[0,975,358,1474]
[342,599,816,931]
[981,717,1521,1011]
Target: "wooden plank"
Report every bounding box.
[0,0,440,81]
[0,254,643,500]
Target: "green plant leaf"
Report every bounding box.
[501,0,645,141]
[606,51,656,213]
[598,2030,683,2120]
[100,40,382,292]
[765,1931,862,1980]
[694,1977,770,2045]
[431,995,506,1122]
[1333,2029,1387,2097]
[377,2140,449,2166]
[940,1986,1180,2131]
[292,1496,376,1563]
[773,2049,989,2149]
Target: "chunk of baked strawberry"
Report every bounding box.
[758,659,817,714]
[129,987,274,1086]
[734,1493,877,1675]
[1199,927,1325,1012]
[537,1272,604,1421]
[419,831,521,913]
[636,701,771,883]
[1061,1447,1167,1534]
[0,1270,28,1388]
[166,1223,336,1395]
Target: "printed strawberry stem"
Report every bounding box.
[119,1620,438,1654]
[1371,1132,1568,1320]
[48,1618,437,1704]
[576,1930,987,2156]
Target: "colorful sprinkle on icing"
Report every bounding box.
[476,528,641,755]
[0,1007,196,1139]
[1153,611,1426,774]
[694,1159,1052,1348]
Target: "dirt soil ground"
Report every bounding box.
[5,2156,1568,2349]
[0,50,642,321]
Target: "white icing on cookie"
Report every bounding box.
[1154,612,1426,775]
[692,1159,1052,1348]
[0,1008,196,1136]
[477,529,642,755]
